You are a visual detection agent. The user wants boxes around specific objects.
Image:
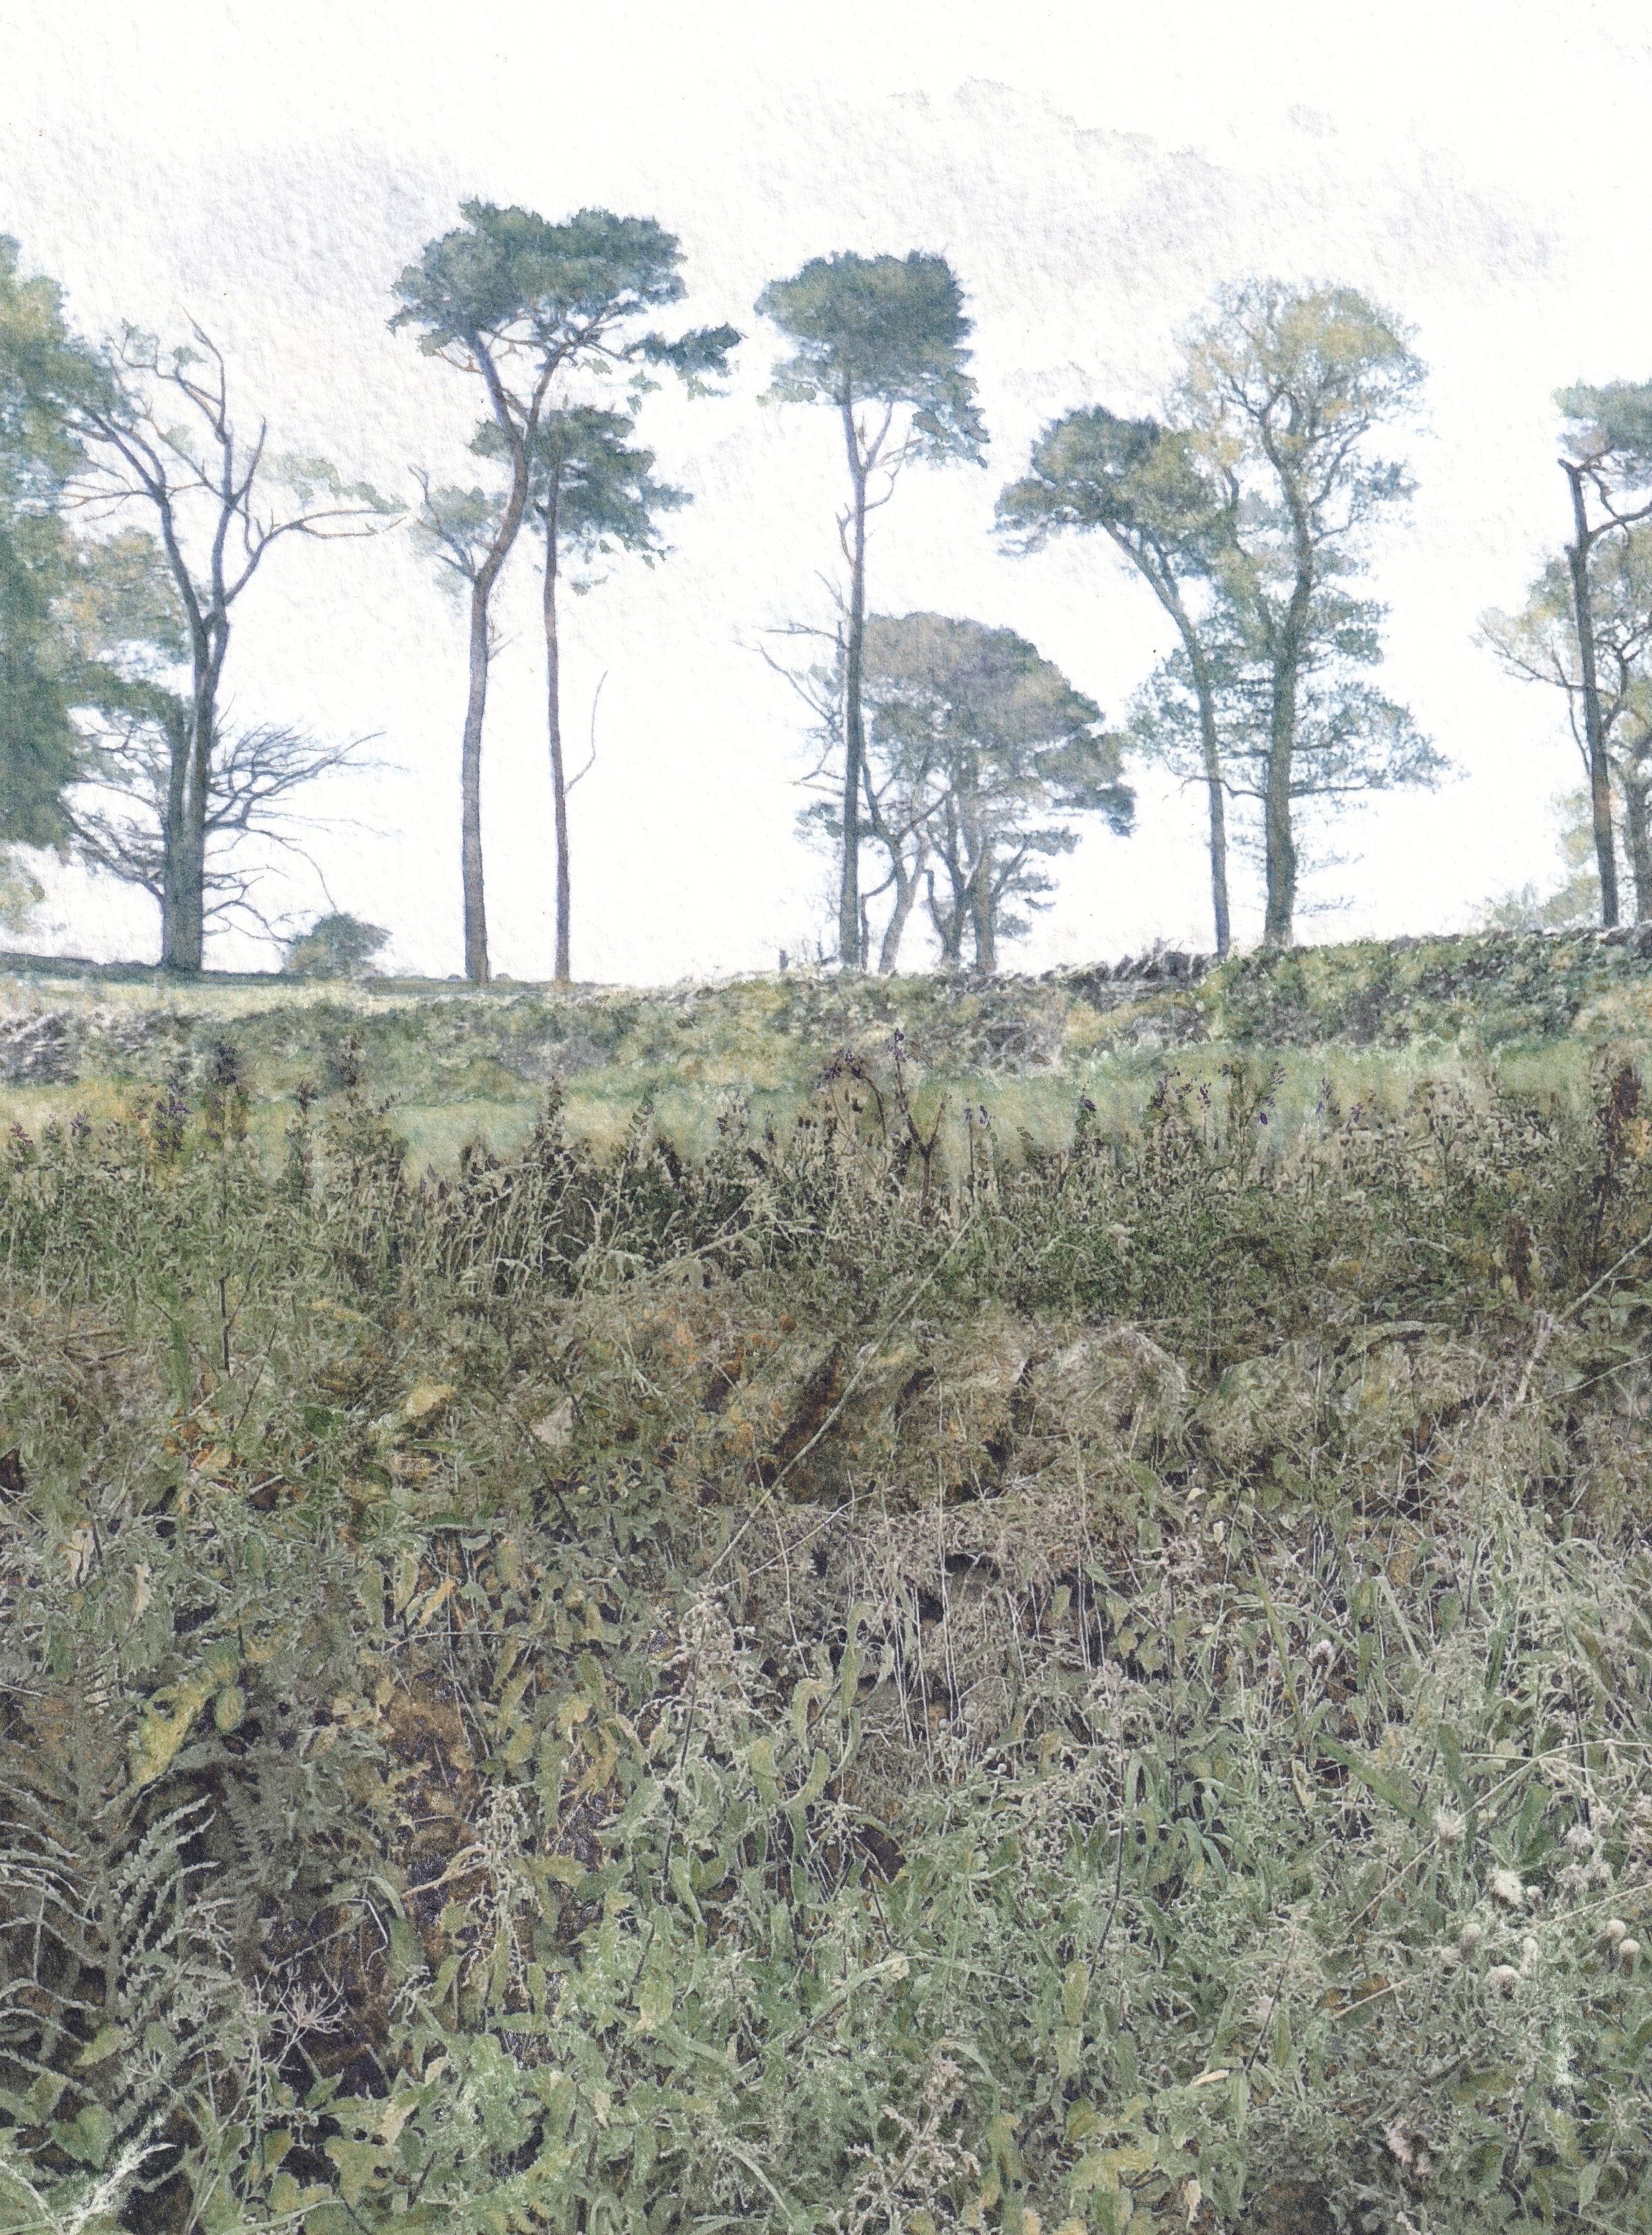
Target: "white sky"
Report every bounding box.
[4,0,1651,979]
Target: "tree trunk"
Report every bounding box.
[878,857,920,973]
[161,648,219,972]
[839,396,868,970]
[461,574,492,985]
[1261,531,1314,948]
[970,786,996,969]
[1121,552,1232,959]
[542,482,571,984]
[1565,463,1621,928]
[1187,642,1231,958]
[159,703,194,971]
[1623,761,1652,922]
[1261,652,1298,947]
[969,823,996,973]
[456,346,541,987]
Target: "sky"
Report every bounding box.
[4,0,1652,981]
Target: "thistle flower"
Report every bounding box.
[1489,1868,1524,1907]
[1433,1805,1465,1846]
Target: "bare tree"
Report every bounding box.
[69,711,371,948]
[66,326,393,969]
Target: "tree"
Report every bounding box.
[997,408,1236,954]
[1128,588,1439,928]
[757,252,987,967]
[282,912,389,977]
[392,202,737,985]
[1178,282,1432,944]
[70,707,371,951]
[0,237,108,860]
[862,612,1131,971]
[766,597,943,972]
[1548,381,1652,926]
[500,408,685,984]
[66,326,393,970]
[1481,525,1652,919]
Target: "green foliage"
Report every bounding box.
[1201,928,1652,1048]
[391,202,737,383]
[1176,282,1436,939]
[758,251,986,462]
[860,612,1134,965]
[282,913,391,979]
[996,407,1224,566]
[5,1042,1652,2227]
[517,406,686,567]
[1557,379,1652,478]
[0,237,114,854]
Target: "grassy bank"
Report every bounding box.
[3,1031,1652,2230]
[8,927,1652,1168]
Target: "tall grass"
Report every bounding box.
[3,1042,1652,2231]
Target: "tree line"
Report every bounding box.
[0,198,1620,983]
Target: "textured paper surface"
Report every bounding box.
[3,0,1647,978]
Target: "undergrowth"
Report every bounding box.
[4,1043,1652,2232]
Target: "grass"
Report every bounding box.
[5,939,1652,2230]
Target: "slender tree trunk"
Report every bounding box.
[1187,642,1230,958]
[1261,534,1314,949]
[1623,763,1652,922]
[461,575,492,983]
[1564,463,1620,928]
[1127,554,1232,959]
[1269,648,1305,943]
[542,484,572,984]
[1262,650,1298,948]
[839,396,868,969]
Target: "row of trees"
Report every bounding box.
[754,255,1441,972]
[13,196,1616,981]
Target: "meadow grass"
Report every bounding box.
[5,946,1652,2230]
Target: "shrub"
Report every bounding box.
[281,913,390,979]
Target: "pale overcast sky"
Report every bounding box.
[5,0,1652,979]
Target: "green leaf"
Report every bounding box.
[75,2023,124,2067]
